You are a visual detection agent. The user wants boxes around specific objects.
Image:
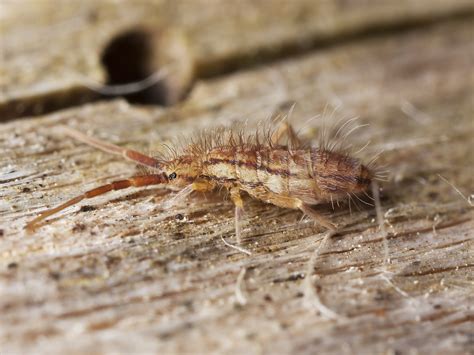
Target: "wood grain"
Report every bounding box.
[1,9,473,355]
[2,0,474,119]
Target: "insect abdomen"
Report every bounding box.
[312,149,372,199]
[202,146,370,206]
[251,147,371,204]
[253,148,315,201]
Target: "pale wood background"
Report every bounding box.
[1,1,473,354]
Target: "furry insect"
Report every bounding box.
[26,119,376,240]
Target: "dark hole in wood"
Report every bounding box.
[1,11,471,123]
[101,29,169,105]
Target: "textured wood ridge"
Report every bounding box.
[1,3,473,355]
[2,0,474,119]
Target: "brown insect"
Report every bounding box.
[26,119,377,240]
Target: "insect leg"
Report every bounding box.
[299,203,337,231]
[60,126,162,169]
[163,180,215,215]
[271,121,301,147]
[26,173,168,232]
[230,188,244,243]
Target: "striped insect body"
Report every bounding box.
[27,119,378,239]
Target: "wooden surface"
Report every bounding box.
[1,2,474,355]
[2,0,474,119]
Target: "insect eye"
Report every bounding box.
[168,172,177,180]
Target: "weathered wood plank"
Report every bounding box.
[1,17,473,354]
[2,0,474,119]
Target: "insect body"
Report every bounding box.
[26,122,374,240]
[203,145,371,208]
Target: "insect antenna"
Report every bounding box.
[26,173,169,232]
[60,126,164,170]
